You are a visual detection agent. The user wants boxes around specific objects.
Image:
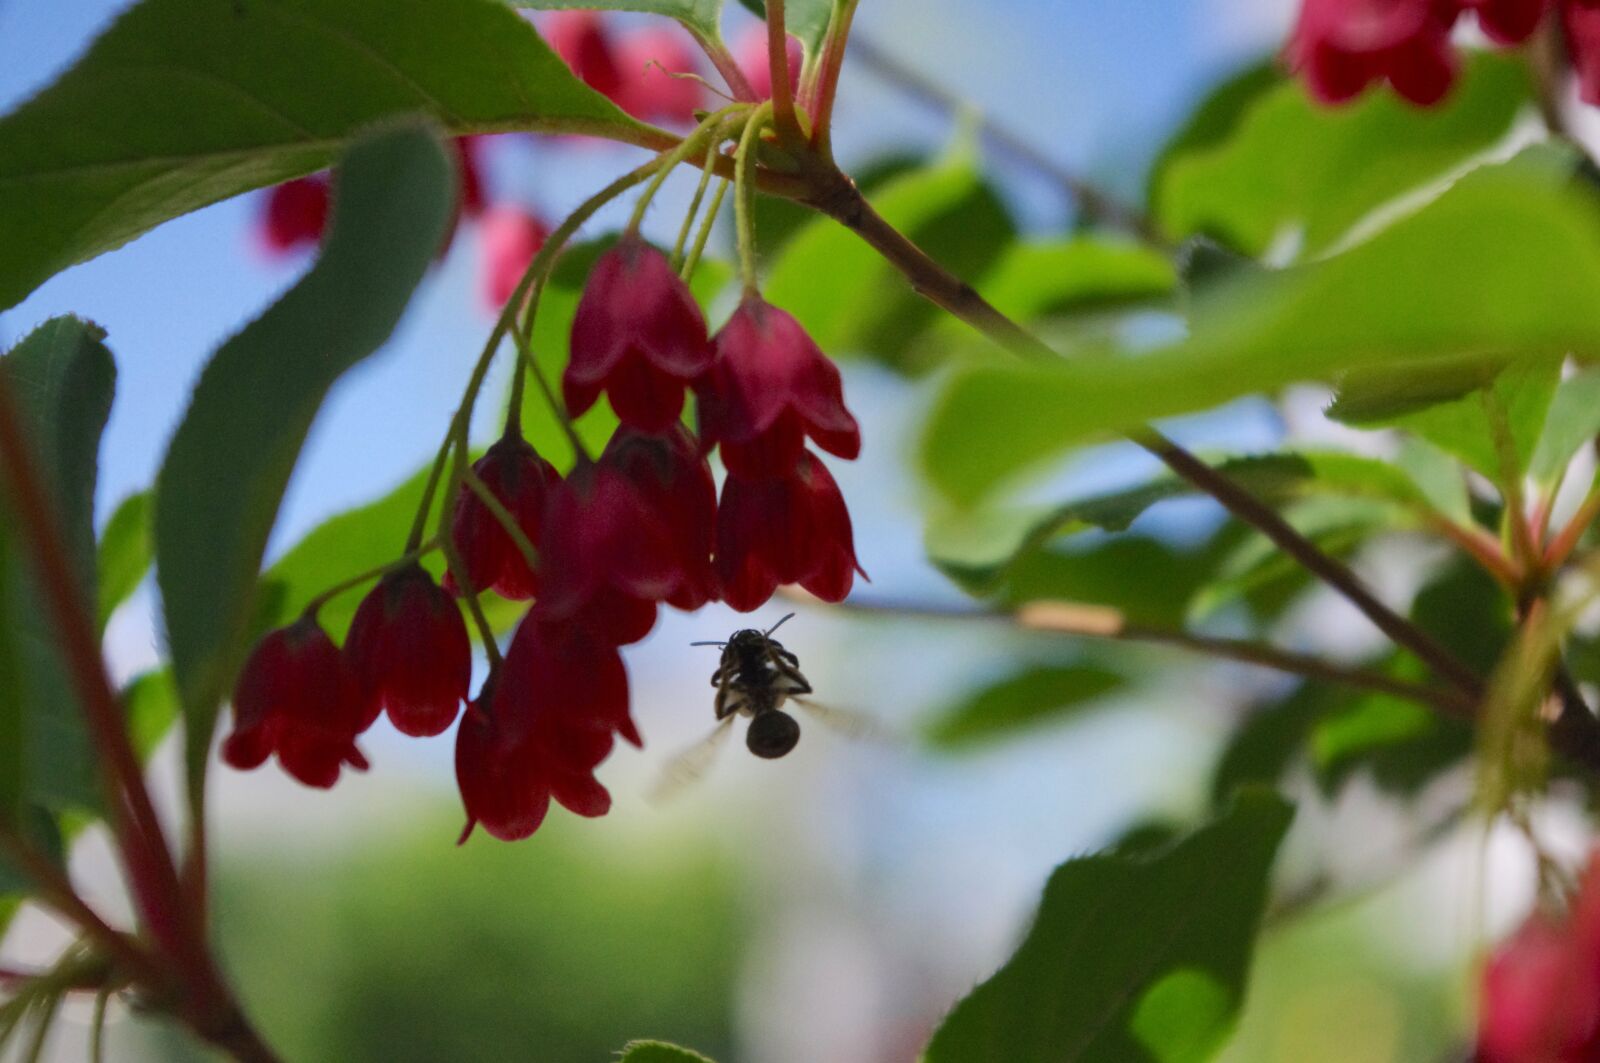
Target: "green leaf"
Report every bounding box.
[121,669,180,762]
[511,0,722,37]
[95,491,151,633]
[1155,52,1530,257]
[925,665,1127,749]
[922,151,1600,507]
[989,537,1216,627]
[734,0,834,53]
[922,791,1293,1063]
[0,317,116,814]
[0,0,649,311]
[924,237,1177,352]
[764,150,1016,373]
[1210,684,1328,809]
[154,126,454,788]
[1329,356,1561,483]
[928,451,1428,598]
[1146,59,1280,209]
[619,1041,718,1063]
[1529,366,1600,487]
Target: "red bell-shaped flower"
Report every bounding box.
[615,25,705,123]
[1478,850,1600,1062]
[1567,0,1600,105]
[544,11,627,105]
[567,237,713,432]
[454,679,551,844]
[454,135,489,218]
[535,461,681,645]
[259,175,329,255]
[600,425,718,611]
[715,449,863,612]
[697,297,860,477]
[345,564,471,738]
[480,205,551,309]
[1286,0,1459,106]
[445,432,559,601]
[223,616,370,789]
[1464,0,1549,43]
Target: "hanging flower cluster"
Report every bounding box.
[1288,0,1600,106]
[226,109,864,841]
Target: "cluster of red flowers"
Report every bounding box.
[224,235,864,843]
[1477,851,1600,1062]
[1289,0,1600,106]
[254,12,797,309]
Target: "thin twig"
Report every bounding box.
[797,592,1475,717]
[847,37,1164,243]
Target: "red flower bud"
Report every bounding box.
[223,617,370,789]
[600,425,719,611]
[615,25,705,124]
[480,205,551,310]
[697,297,860,477]
[445,434,559,601]
[1478,851,1600,1062]
[258,175,329,255]
[735,24,802,101]
[454,135,488,218]
[454,682,551,844]
[715,449,863,612]
[544,11,626,104]
[1287,0,1458,106]
[455,615,637,843]
[535,461,680,645]
[567,237,713,432]
[1465,0,1549,43]
[345,565,471,738]
[1566,0,1600,105]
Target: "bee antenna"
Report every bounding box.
[689,641,726,648]
[764,613,796,637]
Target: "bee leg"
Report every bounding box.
[708,667,723,688]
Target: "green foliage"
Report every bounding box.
[1529,366,1600,487]
[619,1042,719,1063]
[922,151,1600,507]
[922,792,1293,1063]
[1145,59,1280,208]
[1154,53,1530,257]
[927,452,1431,599]
[95,491,151,633]
[153,127,454,792]
[925,664,1128,748]
[0,317,116,814]
[121,670,180,763]
[0,0,647,311]
[512,0,724,38]
[1329,357,1561,483]
[764,149,1016,373]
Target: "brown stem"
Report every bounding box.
[1544,488,1600,573]
[687,26,758,103]
[846,37,1164,244]
[808,0,859,156]
[0,373,199,967]
[765,0,804,148]
[0,827,162,988]
[797,168,1484,701]
[803,591,1473,716]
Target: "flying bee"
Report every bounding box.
[651,615,884,802]
[697,612,811,759]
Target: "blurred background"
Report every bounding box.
[0,1,1565,1059]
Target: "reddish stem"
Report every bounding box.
[766,0,804,147]
[809,0,859,156]
[1545,490,1600,573]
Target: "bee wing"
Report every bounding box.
[648,716,736,805]
[792,697,896,744]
